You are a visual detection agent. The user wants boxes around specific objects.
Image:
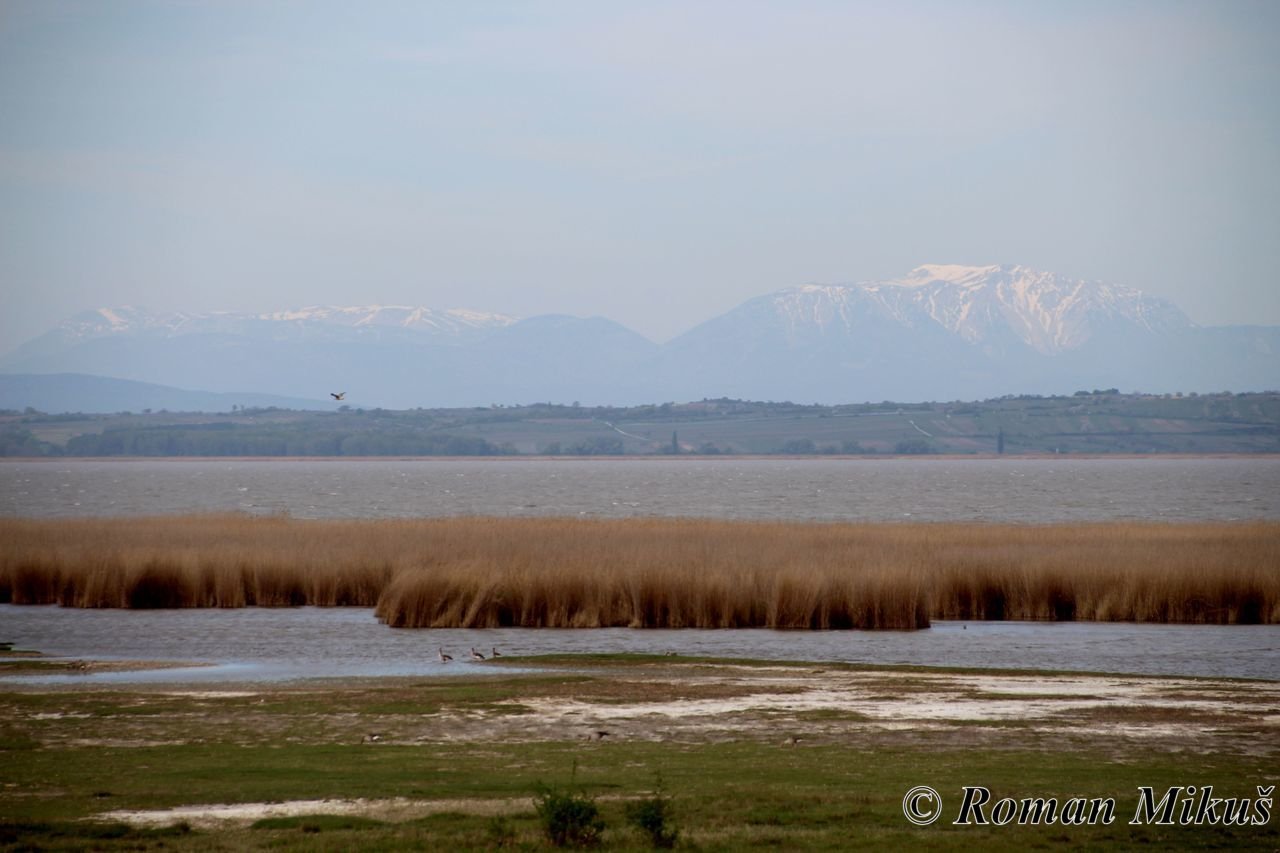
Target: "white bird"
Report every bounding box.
[470,647,486,661]
[491,646,502,658]
[331,392,346,401]
[438,647,453,663]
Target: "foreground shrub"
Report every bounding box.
[625,778,678,848]
[534,780,605,848]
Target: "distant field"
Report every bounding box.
[3,391,1278,456]
[3,515,1276,627]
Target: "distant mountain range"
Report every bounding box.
[3,264,1276,411]
[0,373,324,414]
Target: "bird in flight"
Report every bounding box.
[331,392,346,401]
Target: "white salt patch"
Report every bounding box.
[99,796,531,828]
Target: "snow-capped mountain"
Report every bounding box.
[254,305,516,334]
[2,265,1275,409]
[753,264,1192,354]
[49,305,517,341]
[655,264,1269,403]
[1,301,654,408]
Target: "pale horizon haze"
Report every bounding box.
[2,1,1278,350]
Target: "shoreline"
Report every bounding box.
[3,451,1278,462]
[5,610,1279,682]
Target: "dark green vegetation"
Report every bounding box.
[3,390,1277,456]
[534,777,606,847]
[624,778,679,849]
[1,656,1276,850]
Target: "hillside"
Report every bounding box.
[0,373,326,415]
[3,391,1277,457]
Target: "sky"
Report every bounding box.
[1,0,1278,349]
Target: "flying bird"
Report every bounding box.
[331,392,346,400]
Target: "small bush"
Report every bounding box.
[626,778,678,848]
[486,814,517,847]
[534,780,605,848]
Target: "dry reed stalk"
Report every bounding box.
[1,515,1276,628]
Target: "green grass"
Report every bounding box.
[1,657,1276,850]
[2,741,1274,850]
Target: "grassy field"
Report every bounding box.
[2,515,1277,628]
[1,654,1276,850]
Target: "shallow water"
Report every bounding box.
[1,605,1276,684]
[2,457,1278,522]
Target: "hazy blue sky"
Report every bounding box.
[2,0,1277,348]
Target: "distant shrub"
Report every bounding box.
[486,815,517,847]
[626,777,678,848]
[780,438,815,454]
[534,779,605,847]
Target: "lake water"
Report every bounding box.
[3,605,1277,683]
[2,457,1276,681]
[2,457,1278,522]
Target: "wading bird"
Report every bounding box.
[491,647,502,658]
[438,648,453,663]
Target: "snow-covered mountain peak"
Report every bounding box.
[60,306,193,337]
[96,307,133,328]
[760,264,1192,354]
[254,305,517,332]
[57,305,518,342]
[901,263,1003,286]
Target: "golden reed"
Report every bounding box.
[1,515,1276,629]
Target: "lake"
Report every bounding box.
[2,456,1277,522]
[2,457,1276,682]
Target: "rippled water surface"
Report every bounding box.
[2,605,1276,683]
[2,457,1277,522]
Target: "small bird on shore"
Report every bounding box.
[438,648,453,663]
[491,646,502,658]
[470,647,486,661]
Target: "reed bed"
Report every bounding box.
[1,515,1277,629]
